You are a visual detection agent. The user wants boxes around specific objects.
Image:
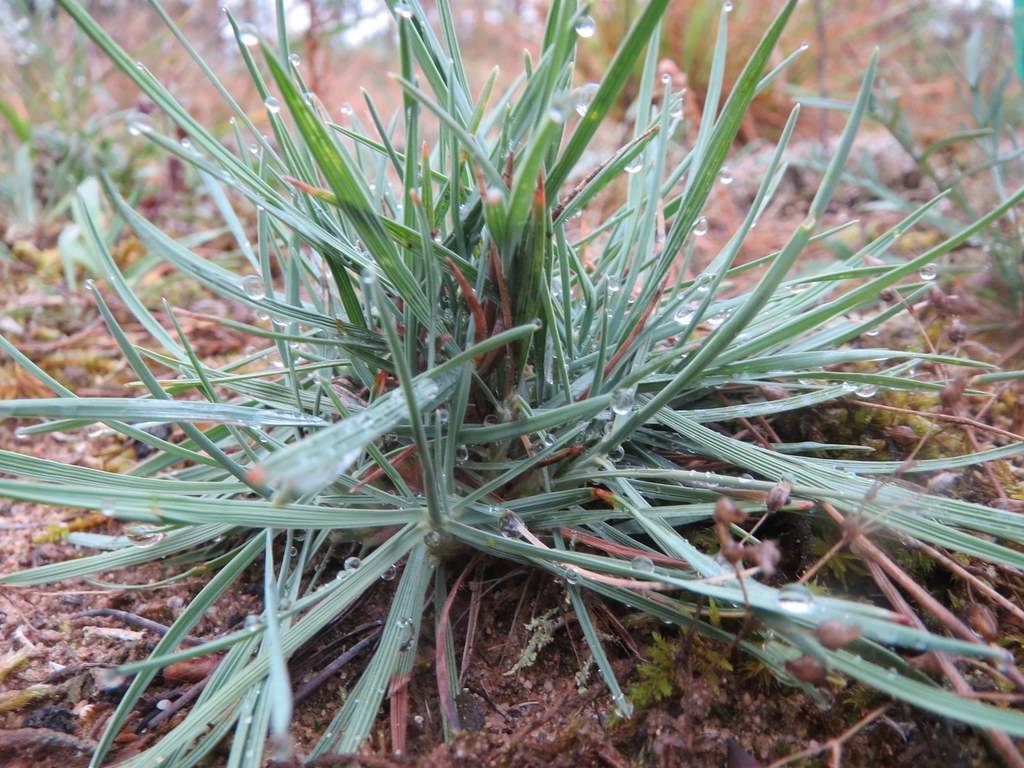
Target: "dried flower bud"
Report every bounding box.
[909,652,943,678]
[744,540,780,577]
[785,655,827,684]
[884,425,918,445]
[947,316,967,345]
[758,385,788,401]
[927,283,948,313]
[766,480,791,514]
[714,496,746,526]
[940,375,966,411]
[966,603,998,642]
[815,619,862,650]
[721,540,743,564]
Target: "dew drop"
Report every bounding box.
[624,159,642,174]
[264,96,281,114]
[610,388,634,416]
[864,327,880,337]
[608,445,625,462]
[705,313,726,329]
[344,556,362,571]
[126,117,152,137]
[156,699,171,711]
[614,694,634,719]
[723,0,734,11]
[718,166,733,185]
[395,2,414,20]
[455,444,469,464]
[288,52,300,67]
[692,216,709,236]
[244,615,262,631]
[607,275,622,293]
[673,307,694,325]
[574,82,598,116]
[339,103,354,117]
[777,583,815,615]
[241,274,265,300]
[99,498,118,518]
[238,24,259,46]
[574,14,596,38]
[660,73,672,86]
[381,564,398,582]
[694,273,714,293]
[855,383,878,399]
[630,555,654,573]
[919,264,937,281]
[397,617,415,650]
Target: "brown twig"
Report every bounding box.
[913,540,1024,625]
[436,556,482,732]
[293,630,380,705]
[71,609,204,647]
[146,679,209,729]
[550,124,659,222]
[822,502,1024,689]
[765,705,889,768]
[865,559,1024,768]
[853,400,1024,442]
[458,566,484,688]
[559,527,691,569]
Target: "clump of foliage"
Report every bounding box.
[2,0,1024,765]
[801,7,1024,302]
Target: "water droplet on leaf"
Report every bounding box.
[241,274,265,300]
[238,23,259,46]
[777,583,815,615]
[574,14,596,38]
[610,388,634,415]
[630,555,654,573]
